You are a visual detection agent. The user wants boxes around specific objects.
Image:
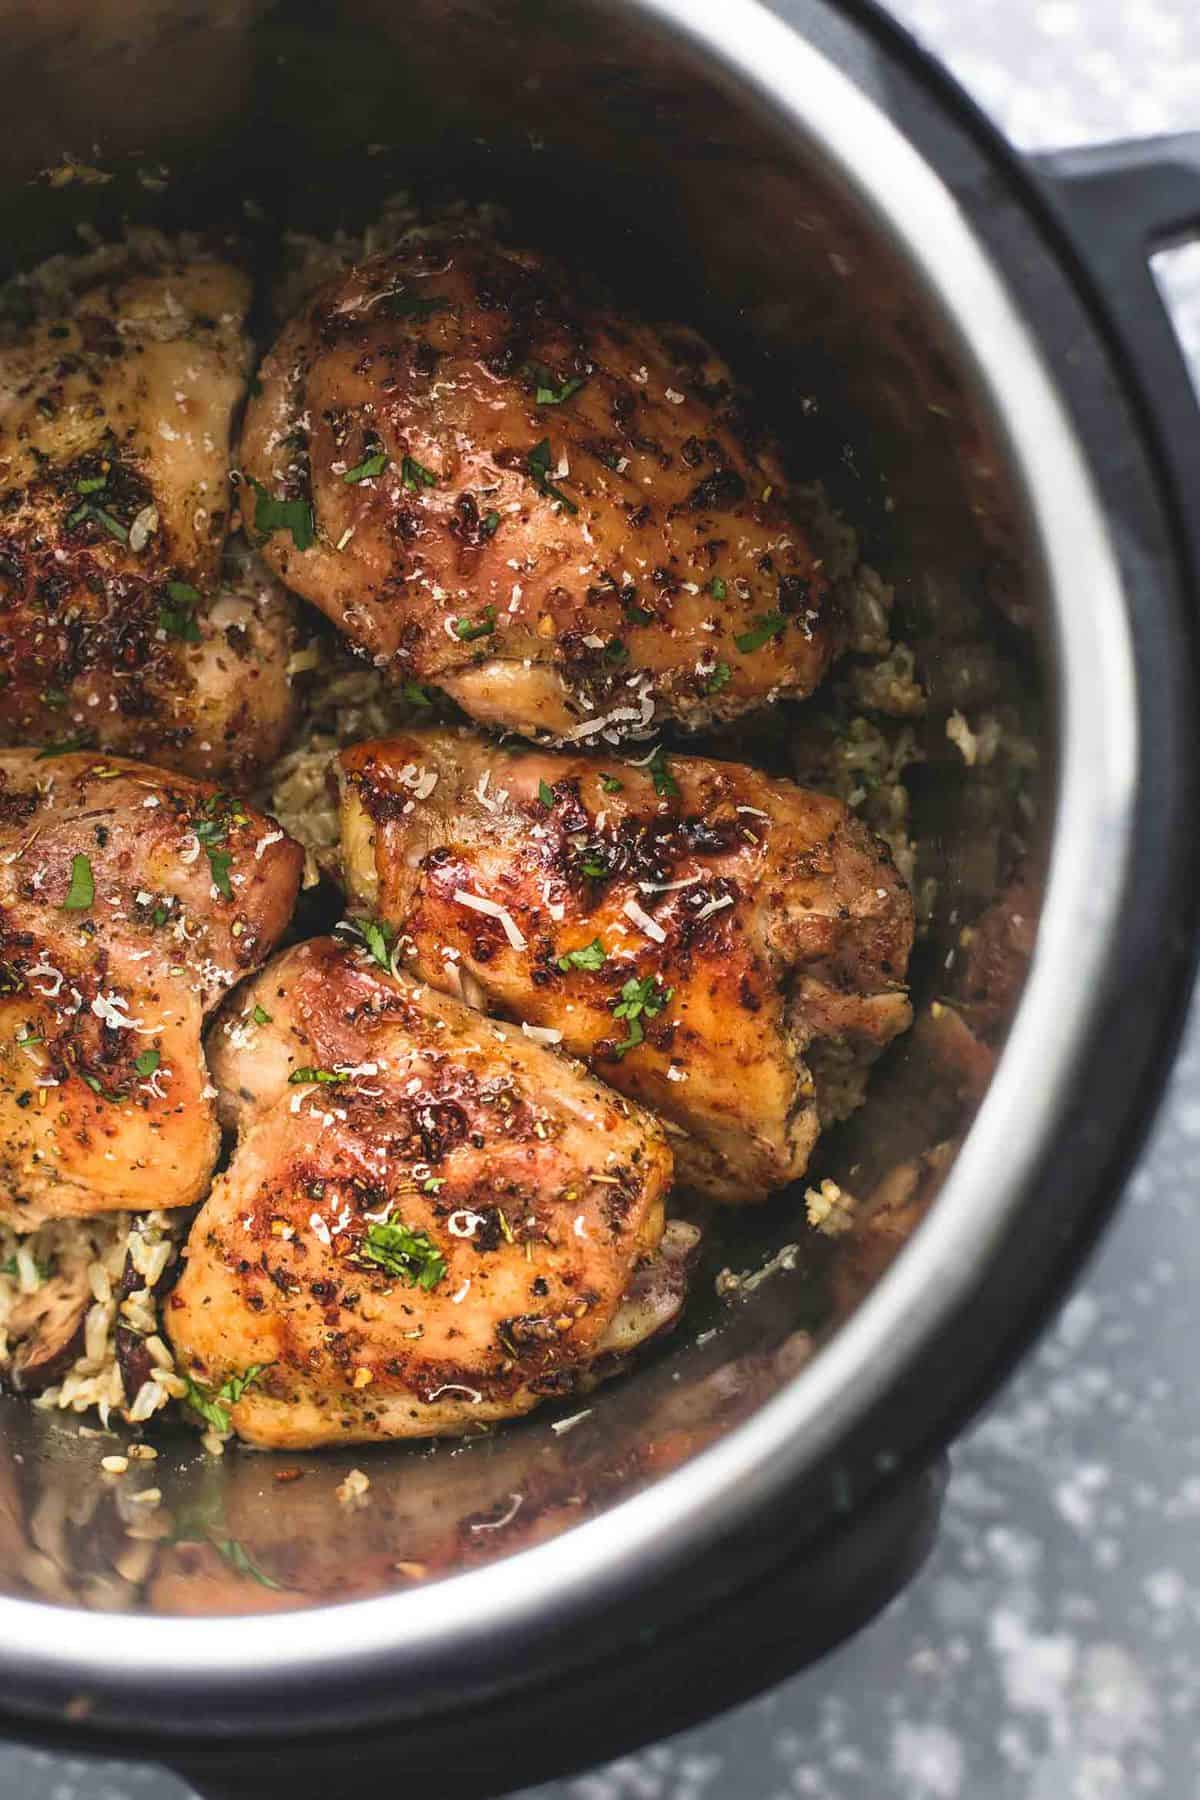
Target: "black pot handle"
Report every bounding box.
[1029,133,1200,578]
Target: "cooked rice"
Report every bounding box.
[0,1211,186,1430]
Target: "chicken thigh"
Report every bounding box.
[171,936,676,1448]
[239,232,838,742]
[0,750,302,1226]
[339,730,913,1203]
[0,243,295,781]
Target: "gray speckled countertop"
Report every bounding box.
[6,3,1200,1796]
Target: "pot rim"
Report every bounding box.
[0,0,1140,1730]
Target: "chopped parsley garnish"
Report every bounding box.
[402,681,434,709]
[359,1219,447,1290]
[647,745,679,799]
[710,576,727,600]
[248,478,315,552]
[705,663,732,694]
[159,580,202,642]
[181,1363,270,1434]
[63,853,94,910]
[188,793,244,900]
[610,974,674,1057]
[287,1066,348,1086]
[359,916,403,979]
[526,437,578,514]
[531,366,585,406]
[134,1048,160,1078]
[580,852,609,880]
[557,938,606,973]
[207,847,234,900]
[66,500,127,542]
[481,510,501,537]
[401,455,438,492]
[82,1074,123,1103]
[538,780,555,809]
[343,448,388,484]
[423,1176,445,1194]
[380,289,448,321]
[454,605,496,642]
[14,1032,42,1047]
[603,639,628,665]
[735,612,787,653]
[600,774,623,794]
[35,737,91,760]
[252,1004,272,1026]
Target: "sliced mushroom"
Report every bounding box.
[6,1264,90,1394]
[115,1326,155,1404]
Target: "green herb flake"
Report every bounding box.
[35,736,90,760]
[400,455,438,493]
[359,1219,447,1291]
[423,1176,445,1194]
[76,473,108,495]
[735,612,787,654]
[343,449,389,484]
[454,605,496,642]
[647,745,679,799]
[610,974,674,1058]
[287,1066,349,1086]
[359,916,402,980]
[600,774,623,794]
[705,663,732,694]
[580,853,609,880]
[538,779,555,810]
[181,1362,270,1435]
[14,1032,42,1047]
[82,1074,123,1104]
[40,687,68,711]
[623,601,655,626]
[526,437,578,514]
[206,847,233,900]
[159,580,203,643]
[134,1048,160,1078]
[481,510,501,537]
[557,938,607,973]
[531,366,585,406]
[710,576,727,600]
[402,680,434,709]
[252,1004,272,1026]
[248,478,315,552]
[63,853,94,911]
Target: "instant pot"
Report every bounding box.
[0,1,1198,1795]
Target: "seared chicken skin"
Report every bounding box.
[170,937,676,1448]
[339,731,914,1203]
[0,751,301,1226]
[239,233,837,742]
[0,247,295,781]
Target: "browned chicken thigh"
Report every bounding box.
[0,751,302,1226]
[239,232,838,742]
[338,730,914,1203]
[0,245,295,781]
[169,937,678,1448]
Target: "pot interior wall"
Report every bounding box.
[0,0,1049,1613]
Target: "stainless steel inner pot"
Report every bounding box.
[1,0,1196,1775]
